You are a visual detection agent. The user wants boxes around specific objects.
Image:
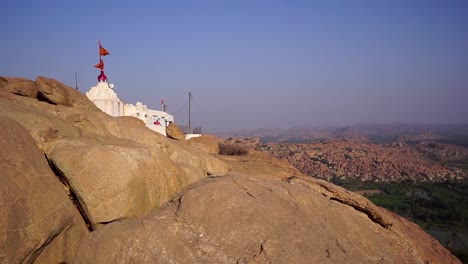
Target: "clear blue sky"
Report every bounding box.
[1,0,467,133]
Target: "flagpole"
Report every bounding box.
[75,72,78,90]
[189,92,191,132]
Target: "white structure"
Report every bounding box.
[86,80,174,136]
[185,133,201,140]
[124,101,174,136]
[86,82,124,117]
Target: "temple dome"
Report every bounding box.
[98,71,107,82]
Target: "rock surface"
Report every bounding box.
[44,136,189,228]
[219,149,300,180]
[75,174,460,264]
[187,134,220,154]
[35,76,99,109]
[0,117,88,263]
[0,76,37,98]
[166,122,186,141]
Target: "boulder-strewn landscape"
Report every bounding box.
[260,140,463,182]
[222,129,468,183]
[0,76,462,263]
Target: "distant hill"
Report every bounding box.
[217,123,468,147]
[260,139,467,182]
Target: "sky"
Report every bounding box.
[1,0,467,133]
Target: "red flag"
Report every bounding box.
[99,43,110,56]
[94,59,104,69]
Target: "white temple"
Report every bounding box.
[86,42,179,137]
[86,80,174,136]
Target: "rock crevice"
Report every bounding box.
[45,155,95,231]
[329,197,391,229]
[284,176,393,228]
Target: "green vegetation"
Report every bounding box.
[332,178,468,227]
[330,177,468,262]
[443,159,468,171]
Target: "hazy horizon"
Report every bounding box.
[214,122,468,135]
[1,1,467,133]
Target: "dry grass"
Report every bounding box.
[218,143,248,156]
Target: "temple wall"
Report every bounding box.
[92,99,124,117]
[86,81,175,136]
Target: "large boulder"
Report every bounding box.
[75,174,459,263]
[187,134,220,154]
[0,95,83,148]
[0,117,88,263]
[164,140,229,177]
[166,122,186,141]
[44,136,190,228]
[35,76,100,110]
[0,76,37,98]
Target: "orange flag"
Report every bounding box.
[94,59,104,69]
[99,43,110,56]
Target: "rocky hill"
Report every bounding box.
[259,140,464,182]
[414,142,468,162]
[0,76,461,263]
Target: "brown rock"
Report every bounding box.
[44,136,190,228]
[75,174,460,263]
[35,76,71,106]
[0,94,82,148]
[0,117,88,263]
[0,76,37,98]
[35,76,100,110]
[187,134,220,154]
[166,122,186,141]
[164,140,229,178]
[104,116,228,177]
[218,149,300,179]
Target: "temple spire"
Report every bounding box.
[94,41,110,82]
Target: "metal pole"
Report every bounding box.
[188,92,191,132]
[75,72,78,90]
